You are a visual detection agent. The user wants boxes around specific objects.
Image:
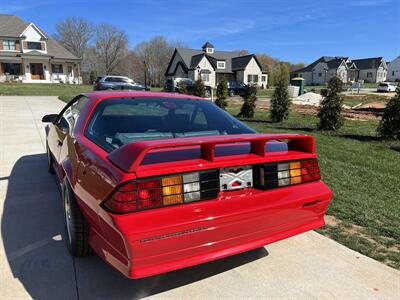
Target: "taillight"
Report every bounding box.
[102,170,219,214]
[255,158,321,190]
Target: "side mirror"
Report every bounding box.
[42,114,58,123]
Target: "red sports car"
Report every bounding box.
[42,91,332,279]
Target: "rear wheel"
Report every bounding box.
[63,179,91,257]
[46,143,55,174]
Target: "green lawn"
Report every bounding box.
[228,105,400,269]
[0,82,93,98]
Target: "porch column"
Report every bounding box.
[20,58,25,76]
[48,59,52,82]
[77,63,81,84]
[0,62,3,75]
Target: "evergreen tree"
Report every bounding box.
[318,77,344,130]
[378,86,400,139]
[193,78,206,97]
[215,79,228,109]
[270,64,290,122]
[238,85,258,118]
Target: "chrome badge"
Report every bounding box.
[219,165,253,191]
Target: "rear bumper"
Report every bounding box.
[96,180,332,279]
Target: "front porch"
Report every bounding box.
[0,57,81,84]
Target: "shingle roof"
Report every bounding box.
[0,14,28,36]
[232,55,254,71]
[352,57,384,70]
[176,48,249,73]
[293,56,348,73]
[0,14,79,60]
[202,41,214,49]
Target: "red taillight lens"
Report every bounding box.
[102,170,219,214]
[256,158,321,190]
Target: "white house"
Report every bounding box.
[0,14,81,83]
[387,56,400,82]
[165,42,267,88]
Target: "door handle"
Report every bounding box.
[57,139,63,146]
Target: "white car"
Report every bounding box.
[377,82,397,92]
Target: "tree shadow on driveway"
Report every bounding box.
[1,154,268,300]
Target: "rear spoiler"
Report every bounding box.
[107,133,316,173]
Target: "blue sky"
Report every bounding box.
[1,0,399,63]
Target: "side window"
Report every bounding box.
[59,96,89,132]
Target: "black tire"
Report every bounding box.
[46,143,55,174]
[229,90,235,97]
[63,178,91,257]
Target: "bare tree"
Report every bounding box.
[54,17,93,59]
[134,36,185,87]
[95,23,128,75]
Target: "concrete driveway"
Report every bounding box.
[0,96,399,300]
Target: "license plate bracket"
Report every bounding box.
[219,165,253,191]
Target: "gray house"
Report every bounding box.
[292,56,387,84]
[352,57,387,83]
[165,42,267,88]
[291,56,355,85]
[0,14,81,83]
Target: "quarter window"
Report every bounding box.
[3,40,16,50]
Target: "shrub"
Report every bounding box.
[238,85,258,118]
[193,78,206,97]
[215,79,228,109]
[270,65,290,122]
[177,81,188,94]
[378,86,400,139]
[318,77,344,130]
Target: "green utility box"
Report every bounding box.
[290,77,305,95]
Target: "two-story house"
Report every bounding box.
[0,14,81,83]
[165,42,267,88]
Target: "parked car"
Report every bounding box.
[94,75,148,91]
[377,82,397,92]
[227,80,247,97]
[42,91,332,279]
[164,77,212,97]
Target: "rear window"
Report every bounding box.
[85,98,255,152]
[379,83,389,87]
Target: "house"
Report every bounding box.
[291,56,387,84]
[352,57,387,83]
[386,56,400,82]
[0,14,81,83]
[290,56,355,85]
[165,42,267,88]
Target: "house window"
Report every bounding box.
[27,42,42,50]
[217,61,225,69]
[247,74,258,83]
[206,48,214,54]
[201,73,209,82]
[367,72,373,78]
[52,64,63,73]
[2,63,21,75]
[318,73,322,77]
[393,71,395,76]
[3,40,16,50]
[261,76,266,82]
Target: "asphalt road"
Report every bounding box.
[0,96,399,300]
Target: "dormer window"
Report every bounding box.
[27,42,42,50]
[202,42,215,54]
[217,61,225,69]
[206,48,214,54]
[3,40,16,50]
